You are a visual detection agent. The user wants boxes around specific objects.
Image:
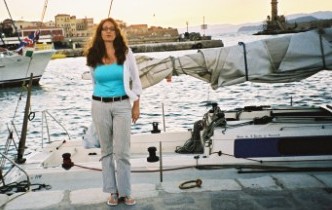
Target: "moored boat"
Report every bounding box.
[51,51,67,60]
[1,103,332,192]
[0,37,55,88]
[1,0,55,88]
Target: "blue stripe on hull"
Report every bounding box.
[234,136,332,158]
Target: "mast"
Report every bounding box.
[16,74,33,164]
[201,16,207,36]
[186,21,189,33]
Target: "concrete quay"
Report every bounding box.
[130,40,224,53]
[0,172,331,210]
[53,39,224,58]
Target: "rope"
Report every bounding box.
[179,179,202,189]
[318,29,327,70]
[5,0,50,122]
[0,35,8,48]
[0,179,51,195]
[74,164,102,171]
[177,56,189,75]
[40,0,48,23]
[11,89,26,120]
[108,0,114,17]
[2,0,21,42]
[210,150,263,163]
[170,56,179,76]
[202,117,227,141]
[21,0,49,80]
[175,120,204,154]
[238,42,249,81]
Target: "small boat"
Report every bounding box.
[0,36,55,88]
[1,0,55,88]
[1,28,332,194]
[51,51,67,60]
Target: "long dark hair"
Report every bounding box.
[85,17,128,68]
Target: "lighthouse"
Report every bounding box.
[271,0,278,21]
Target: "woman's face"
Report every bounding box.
[101,21,116,43]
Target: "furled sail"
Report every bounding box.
[137,28,332,89]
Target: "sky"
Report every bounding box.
[1,0,332,28]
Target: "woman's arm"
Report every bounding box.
[127,49,143,97]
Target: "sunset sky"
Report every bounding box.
[1,0,332,28]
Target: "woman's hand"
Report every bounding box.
[131,100,140,123]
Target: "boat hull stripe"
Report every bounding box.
[234,136,332,158]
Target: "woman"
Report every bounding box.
[85,17,142,206]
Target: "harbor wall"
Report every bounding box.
[53,39,224,58]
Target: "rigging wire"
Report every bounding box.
[23,0,49,79]
[2,0,50,185]
[2,0,21,42]
[20,0,50,115]
[40,0,49,24]
[108,0,114,17]
[2,0,13,20]
[11,0,51,133]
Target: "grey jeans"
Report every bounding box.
[91,99,132,196]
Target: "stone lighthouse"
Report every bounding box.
[271,0,278,21]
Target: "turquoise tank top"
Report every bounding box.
[93,64,126,97]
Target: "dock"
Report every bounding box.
[0,168,331,209]
[131,39,224,53]
[52,39,224,59]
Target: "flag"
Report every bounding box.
[16,30,41,52]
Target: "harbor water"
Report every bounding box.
[0,31,331,157]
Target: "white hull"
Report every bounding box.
[3,104,332,191]
[0,47,55,87]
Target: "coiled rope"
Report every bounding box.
[179,179,202,189]
[0,180,51,195]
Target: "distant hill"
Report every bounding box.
[287,16,317,24]
[287,11,332,20]
[178,11,332,35]
[238,11,332,33]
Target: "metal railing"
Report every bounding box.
[41,110,71,148]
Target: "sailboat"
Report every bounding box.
[1,28,332,195]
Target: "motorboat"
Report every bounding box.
[0,36,55,88]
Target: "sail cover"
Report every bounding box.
[137,28,332,89]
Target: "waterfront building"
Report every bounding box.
[2,13,180,48]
